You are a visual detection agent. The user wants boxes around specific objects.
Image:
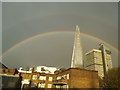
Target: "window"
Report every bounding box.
[24,74,26,78]
[67,85,69,88]
[31,82,36,87]
[32,75,37,80]
[57,76,61,80]
[39,76,46,80]
[38,83,45,88]
[62,75,66,79]
[49,77,53,81]
[23,84,29,89]
[2,69,5,73]
[56,85,60,88]
[48,84,52,88]
[67,74,69,79]
[38,83,41,88]
[41,83,45,88]
[8,69,10,73]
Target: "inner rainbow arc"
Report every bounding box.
[1,30,119,58]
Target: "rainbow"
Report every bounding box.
[1,30,119,58]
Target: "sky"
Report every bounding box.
[1,2,119,69]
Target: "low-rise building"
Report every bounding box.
[18,66,57,89]
[18,66,99,89]
[53,68,99,88]
[30,72,55,88]
[0,64,21,89]
[1,74,21,89]
[1,63,100,89]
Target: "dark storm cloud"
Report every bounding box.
[2,2,118,68]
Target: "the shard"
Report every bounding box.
[71,25,83,68]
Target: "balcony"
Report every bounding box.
[53,79,67,86]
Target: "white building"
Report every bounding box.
[18,67,32,73]
[34,66,57,74]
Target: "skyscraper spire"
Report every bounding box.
[71,25,83,68]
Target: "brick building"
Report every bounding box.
[53,68,99,88]
[30,72,55,88]
[20,72,32,88]
[0,68,18,75]
[20,71,55,88]
[19,66,56,89]
[20,68,99,89]
[1,64,99,89]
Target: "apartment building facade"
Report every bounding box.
[19,66,56,89]
[30,72,55,88]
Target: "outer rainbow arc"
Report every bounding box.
[4,13,117,31]
[1,30,119,58]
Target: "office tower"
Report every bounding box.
[85,44,113,78]
[71,25,83,68]
[99,43,112,75]
[85,49,104,78]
